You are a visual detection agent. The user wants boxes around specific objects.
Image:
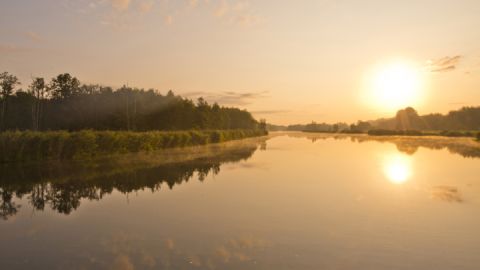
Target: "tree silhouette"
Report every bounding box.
[0,72,261,131]
[28,77,48,130]
[0,72,20,131]
[50,73,81,99]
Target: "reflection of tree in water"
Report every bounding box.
[0,188,19,220]
[288,132,480,158]
[0,140,261,219]
[350,136,480,158]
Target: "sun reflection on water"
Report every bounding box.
[383,154,412,184]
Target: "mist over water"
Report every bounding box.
[1,132,480,269]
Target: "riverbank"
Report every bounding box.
[0,129,267,162]
[367,129,479,137]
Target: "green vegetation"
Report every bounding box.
[279,107,480,135]
[0,129,267,162]
[367,129,478,137]
[0,72,263,131]
[372,107,480,131]
[367,129,422,136]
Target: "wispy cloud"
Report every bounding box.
[183,90,268,106]
[61,0,260,28]
[215,0,229,17]
[250,110,291,115]
[426,55,461,72]
[188,0,199,8]
[0,44,32,54]
[24,31,43,42]
[109,0,131,11]
[137,0,154,13]
[164,14,173,25]
[214,0,259,26]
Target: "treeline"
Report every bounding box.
[367,129,478,137]
[286,106,480,135]
[372,107,480,131]
[267,122,350,132]
[0,72,265,131]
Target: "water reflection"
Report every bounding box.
[430,186,463,203]
[383,154,412,184]
[2,133,480,269]
[98,232,269,270]
[0,138,265,220]
[351,135,480,158]
[286,132,480,158]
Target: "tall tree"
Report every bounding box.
[50,73,80,99]
[0,72,20,131]
[28,77,47,130]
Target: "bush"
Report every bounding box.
[368,129,423,136]
[439,130,474,137]
[0,129,267,162]
[368,129,402,136]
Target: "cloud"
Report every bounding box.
[137,0,154,13]
[250,110,291,115]
[0,44,31,54]
[24,31,43,42]
[109,0,131,11]
[213,0,259,26]
[188,0,199,8]
[427,55,461,72]
[183,90,268,106]
[215,0,229,17]
[448,102,469,106]
[63,0,260,29]
[234,14,258,26]
[164,15,173,25]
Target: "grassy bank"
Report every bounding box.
[0,129,267,162]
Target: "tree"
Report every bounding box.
[0,72,262,131]
[350,120,372,132]
[0,72,20,131]
[259,119,267,132]
[395,107,427,130]
[28,77,47,130]
[50,73,80,99]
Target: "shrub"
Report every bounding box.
[0,129,267,162]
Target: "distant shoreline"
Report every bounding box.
[301,129,480,139]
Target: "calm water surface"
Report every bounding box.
[1,132,480,269]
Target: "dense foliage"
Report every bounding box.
[368,129,478,137]
[0,72,264,131]
[0,129,266,162]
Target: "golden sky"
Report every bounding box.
[1,0,479,125]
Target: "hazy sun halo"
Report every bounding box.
[366,61,423,112]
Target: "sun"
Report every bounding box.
[365,60,424,112]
